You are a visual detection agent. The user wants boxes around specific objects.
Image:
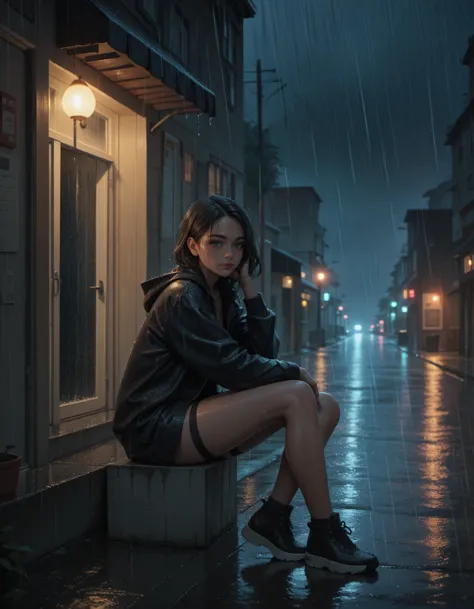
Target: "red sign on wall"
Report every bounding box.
[0,92,17,149]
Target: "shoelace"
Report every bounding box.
[331,517,356,548]
[277,511,293,533]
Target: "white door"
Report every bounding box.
[160,136,180,272]
[50,141,109,424]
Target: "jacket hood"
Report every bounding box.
[142,267,239,313]
[141,268,207,313]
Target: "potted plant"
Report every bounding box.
[0,526,31,604]
[0,446,21,499]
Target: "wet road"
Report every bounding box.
[19,335,474,608]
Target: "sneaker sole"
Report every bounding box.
[241,525,305,561]
[305,552,379,574]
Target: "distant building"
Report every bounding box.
[422,180,453,210]
[265,187,339,349]
[445,35,474,357]
[403,209,458,352]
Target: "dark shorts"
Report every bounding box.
[188,400,243,461]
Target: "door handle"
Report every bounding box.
[53,271,60,296]
[89,280,104,299]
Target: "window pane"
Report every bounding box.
[425,309,441,328]
[77,112,108,153]
[208,163,216,194]
[59,149,98,403]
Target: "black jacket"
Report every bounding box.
[113,268,300,464]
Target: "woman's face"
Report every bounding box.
[188,216,245,278]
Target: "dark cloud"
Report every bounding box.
[244,0,474,324]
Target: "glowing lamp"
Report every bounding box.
[301,299,308,308]
[432,294,440,302]
[62,78,96,121]
[316,272,326,282]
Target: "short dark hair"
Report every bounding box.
[174,195,261,277]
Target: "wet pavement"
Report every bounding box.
[16,334,474,608]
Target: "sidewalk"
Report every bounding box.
[400,346,474,381]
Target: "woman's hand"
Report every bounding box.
[232,261,256,299]
[231,261,251,286]
[299,367,320,399]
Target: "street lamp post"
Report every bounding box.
[315,272,326,347]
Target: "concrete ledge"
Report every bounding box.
[0,468,106,562]
[107,458,237,548]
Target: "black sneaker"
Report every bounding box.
[305,513,379,574]
[242,499,306,561]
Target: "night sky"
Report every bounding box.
[244,0,474,326]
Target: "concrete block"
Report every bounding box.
[107,458,237,548]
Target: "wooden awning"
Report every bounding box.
[56,0,216,116]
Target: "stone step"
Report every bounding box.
[107,458,237,548]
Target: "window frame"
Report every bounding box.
[168,2,190,66]
[184,152,194,184]
[220,5,238,110]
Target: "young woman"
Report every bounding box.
[113,195,378,575]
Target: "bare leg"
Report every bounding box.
[271,393,341,505]
[227,392,340,505]
[174,380,332,519]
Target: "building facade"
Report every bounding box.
[446,35,474,357]
[266,186,339,349]
[403,209,458,352]
[0,0,255,469]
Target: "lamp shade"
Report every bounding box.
[62,78,96,120]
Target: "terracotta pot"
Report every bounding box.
[0,452,21,499]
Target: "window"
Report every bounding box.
[422,293,442,330]
[169,3,189,64]
[224,66,236,109]
[184,152,194,183]
[222,11,237,65]
[209,163,236,196]
[221,6,238,110]
[209,162,220,194]
[221,168,228,195]
[464,254,473,274]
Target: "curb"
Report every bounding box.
[415,353,474,381]
[398,344,474,381]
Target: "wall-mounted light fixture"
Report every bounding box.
[62,78,96,146]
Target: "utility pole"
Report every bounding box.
[256,59,264,272]
[244,62,282,281]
